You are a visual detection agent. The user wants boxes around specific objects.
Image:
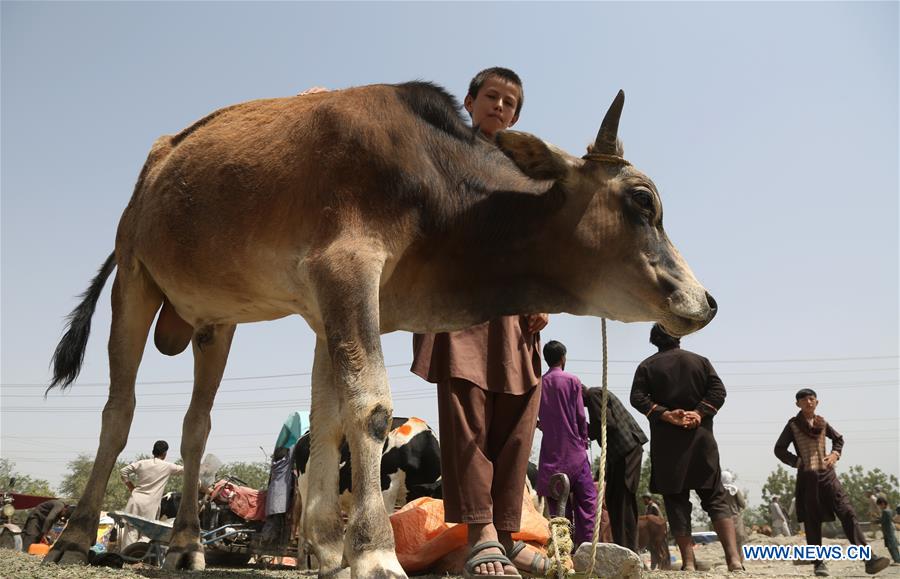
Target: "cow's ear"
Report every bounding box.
[495,131,570,181]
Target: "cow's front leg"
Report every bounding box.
[304,337,347,576]
[310,242,406,579]
[163,324,235,571]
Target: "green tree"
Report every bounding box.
[0,458,54,496]
[837,465,900,522]
[759,464,797,528]
[216,461,270,490]
[742,504,767,529]
[163,458,185,494]
[58,454,131,510]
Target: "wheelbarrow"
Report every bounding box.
[108,510,256,567]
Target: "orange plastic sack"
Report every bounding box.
[390,492,549,574]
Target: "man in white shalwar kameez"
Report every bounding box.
[120,440,183,547]
[769,495,792,537]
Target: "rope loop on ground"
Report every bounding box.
[546,515,574,578]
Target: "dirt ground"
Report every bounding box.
[643,533,900,579]
[2,537,899,579]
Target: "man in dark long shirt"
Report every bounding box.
[21,500,72,552]
[584,386,647,553]
[630,324,742,572]
[774,388,890,577]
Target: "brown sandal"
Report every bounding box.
[509,541,550,577]
[463,541,520,578]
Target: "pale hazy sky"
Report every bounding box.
[2,1,897,507]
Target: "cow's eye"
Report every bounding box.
[632,189,654,211]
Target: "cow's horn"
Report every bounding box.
[593,90,625,154]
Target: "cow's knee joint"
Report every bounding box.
[367,405,391,442]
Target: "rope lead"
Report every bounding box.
[585,318,608,578]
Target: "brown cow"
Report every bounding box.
[638,514,671,570]
[45,82,716,578]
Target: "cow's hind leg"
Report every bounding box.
[304,337,349,577]
[46,268,162,565]
[310,243,406,579]
[163,323,235,571]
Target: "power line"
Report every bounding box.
[3,356,896,388]
[0,363,414,388]
[4,375,897,404]
[3,379,897,413]
[574,367,898,377]
[6,417,894,440]
[1,374,418,398]
[569,355,899,364]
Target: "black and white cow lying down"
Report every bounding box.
[160,416,441,532]
[293,416,442,519]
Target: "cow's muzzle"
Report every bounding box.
[662,290,717,336]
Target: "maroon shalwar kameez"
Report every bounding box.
[412,316,541,531]
[774,413,867,548]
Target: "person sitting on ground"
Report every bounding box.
[21,500,73,552]
[536,340,597,550]
[774,388,890,577]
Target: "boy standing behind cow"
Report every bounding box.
[412,66,550,579]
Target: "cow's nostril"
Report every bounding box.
[705,292,718,316]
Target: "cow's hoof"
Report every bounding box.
[163,548,206,570]
[352,549,407,579]
[43,542,89,565]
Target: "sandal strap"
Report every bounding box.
[466,553,513,573]
[508,540,526,559]
[530,551,550,574]
[508,540,550,575]
[469,540,507,557]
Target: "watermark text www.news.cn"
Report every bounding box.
[742,544,872,561]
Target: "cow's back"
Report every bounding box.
[113,83,525,326]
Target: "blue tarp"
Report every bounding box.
[273,411,309,449]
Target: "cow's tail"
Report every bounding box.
[48,252,117,393]
[659,523,672,570]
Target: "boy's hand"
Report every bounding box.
[526,313,549,333]
[823,452,839,468]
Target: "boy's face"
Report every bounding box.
[796,395,819,414]
[464,76,521,137]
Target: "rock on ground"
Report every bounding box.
[572,541,642,579]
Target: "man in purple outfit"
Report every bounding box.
[537,340,597,548]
